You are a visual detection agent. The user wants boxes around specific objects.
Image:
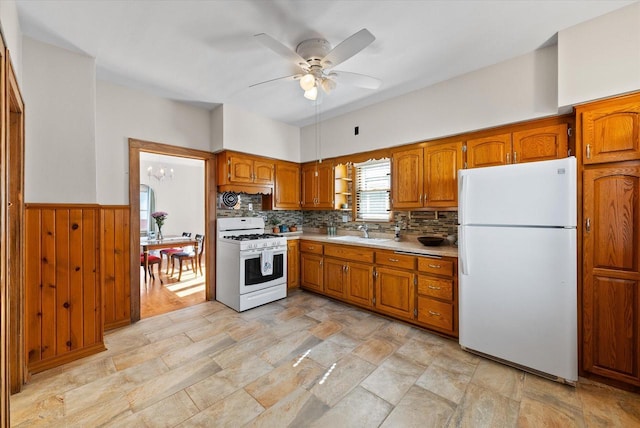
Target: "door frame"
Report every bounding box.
[128,139,216,322]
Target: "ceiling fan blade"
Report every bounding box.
[321,29,375,69]
[249,74,301,88]
[333,71,381,89]
[254,33,309,71]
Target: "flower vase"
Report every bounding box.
[157,226,163,240]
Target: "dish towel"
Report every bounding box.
[261,249,274,276]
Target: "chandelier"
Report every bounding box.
[147,165,174,182]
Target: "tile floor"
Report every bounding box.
[10,290,640,427]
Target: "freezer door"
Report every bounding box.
[458,157,576,227]
[458,225,577,382]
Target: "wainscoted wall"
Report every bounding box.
[24,204,105,374]
[101,206,131,330]
[215,192,458,239]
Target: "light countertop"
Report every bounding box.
[282,231,458,258]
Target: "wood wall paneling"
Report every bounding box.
[24,205,104,374]
[101,206,131,330]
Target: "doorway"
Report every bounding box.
[139,153,206,318]
[128,139,216,322]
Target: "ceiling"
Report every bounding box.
[16,0,634,127]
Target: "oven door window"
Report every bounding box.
[244,254,284,285]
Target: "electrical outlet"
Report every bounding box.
[342,215,349,222]
[248,203,253,211]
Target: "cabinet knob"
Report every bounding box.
[513,152,517,163]
[428,264,441,269]
[586,218,591,232]
[388,258,399,262]
[428,310,441,317]
[428,285,441,290]
[506,153,511,164]
[586,144,591,159]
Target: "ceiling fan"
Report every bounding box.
[251,28,381,101]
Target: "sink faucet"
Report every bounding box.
[357,223,369,239]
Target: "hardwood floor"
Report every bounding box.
[140,259,206,319]
[10,291,640,427]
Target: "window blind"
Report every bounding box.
[355,158,390,221]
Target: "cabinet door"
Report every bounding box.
[287,240,300,289]
[324,258,346,299]
[315,162,335,209]
[228,155,255,183]
[274,163,300,209]
[583,165,640,385]
[346,262,374,308]
[301,164,317,208]
[391,147,424,209]
[581,100,640,164]
[466,133,512,168]
[374,267,415,320]
[300,253,323,292]
[512,124,568,164]
[424,141,462,208]
[253,159,274,185]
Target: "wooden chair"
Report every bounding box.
[160,232,192,273]
[170,234,204,281]
[140,253,162,283]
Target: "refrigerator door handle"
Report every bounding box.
[459,174,468,225]
[459,226,468,275]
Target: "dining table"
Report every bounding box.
[141,236,198,283]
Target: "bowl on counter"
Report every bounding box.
[417,236,445,246]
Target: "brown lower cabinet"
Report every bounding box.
[582,164,640,387]
[299,240,458,338]
[287,240,300,289]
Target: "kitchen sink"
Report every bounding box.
[328,235,391,243]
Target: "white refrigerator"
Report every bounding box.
[458,157,577,383]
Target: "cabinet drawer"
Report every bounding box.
[325,244,374,263]
[375,251,416,270]
[417,257,453,277]
[300,241,323,255]
[417,276,453,301]
[417,297,454,332]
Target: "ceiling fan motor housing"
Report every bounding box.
[296,38,332,66]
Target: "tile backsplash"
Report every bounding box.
[216,192,457,238]
[216,193,303,228]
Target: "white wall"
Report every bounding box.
[212,104,300,162]
[0,0,21,83]
[301,46,559,161]
[140,155,205,238]
[558,1,640,108]
[96,80,212,205]
[23,37,97,203]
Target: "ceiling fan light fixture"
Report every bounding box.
[299,73,316,91]
[304,86,318,100]
[321,78,337,94]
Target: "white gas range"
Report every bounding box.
[216,217,287,311]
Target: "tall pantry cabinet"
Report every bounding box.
[577,93,640,390]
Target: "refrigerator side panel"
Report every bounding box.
[458,157,576,227]
[459,225,577,381]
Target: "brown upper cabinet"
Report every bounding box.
[391,141,462,210]
[580,97,640,164]
[217,151,274,187]
[466,124,568,168]
[301,161,334,209]
[465,133,512,168]
[264,161,300,210]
